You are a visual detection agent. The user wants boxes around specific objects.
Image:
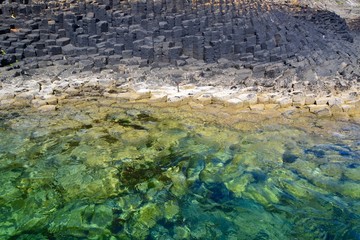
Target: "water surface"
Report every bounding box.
[0,100,359,239]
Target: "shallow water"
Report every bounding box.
[0,100,359,240]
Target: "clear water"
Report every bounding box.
[0,100,359,240]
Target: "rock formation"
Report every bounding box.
[0,0,359,83]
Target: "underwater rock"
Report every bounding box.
[190,223,211,239]
[149,225,172,240]
[121,130,150,147]
[243,183,280,206]
[230,204,292,239]
[309,144,358,163]
[282,178,329,200]
[174,225,191,239]
[129,222,150,240]
[110,114,149,130]
[107,125,127,140]
[232,138,285,171]
[316,144,354,156]
[338,182,360,199]
[55,165,119,202]
[164,166,188,197]
[126,109,142,118]
[136,203,163,228]
[49,203,94,237]
[91,204,114,229]
[42,118,86,136]
[70,111,94,126]
[54,164,86,196]
[77,126,109,142]
[225,173,254,197]
[49,202,112,238]
[310,174,342,194]
[343,167,360,181]
[186,158,206,184]
[289,160,318,180]
[199,162,224,184]
[12,189,59,235]
[269,168,298,182]
[112,146,141,163]
[135,182,149,193]
[164,200,180,220]
[15,215,48,237]
[118,194,143,212]
[70,144,113,167]
[15,234,48,240]
[304,147,327,158]
[148,128,187,152]
[210,150,233,164]
[144,179,167,201]
[221,162,245,182]
[191,125,240,150]
[319,163,344,180]
[30,129,53,139]
[0,171,22,205]
[0,221,16,239]
[354,201,360,215]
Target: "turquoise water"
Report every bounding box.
[0,102,359,239]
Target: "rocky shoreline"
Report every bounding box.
[1,0,360,121]
[0,63,359,123]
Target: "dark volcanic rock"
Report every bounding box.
[0,0,359,86]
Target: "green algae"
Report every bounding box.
[0,100,359,239]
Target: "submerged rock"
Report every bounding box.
[0,171,22,205]
[281,178,329,200]
[320,163,344,180]
[55,165,119,202]
[138,203,163,228]
[91,204,114,229]
[338,182,360,199]
[164,200,180,221]
[243,183,280,206]
[49,203,113,238]
[174,225,191,239]
[344,167,360,181]
[121,130,150,147]
[164,166,188,197]
[225,173,254,197]
[0,221,16,239]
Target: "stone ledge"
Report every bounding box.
[0,73,359,122]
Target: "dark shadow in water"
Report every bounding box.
[282,151,299,163]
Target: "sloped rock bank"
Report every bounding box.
[0,0,360,87]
